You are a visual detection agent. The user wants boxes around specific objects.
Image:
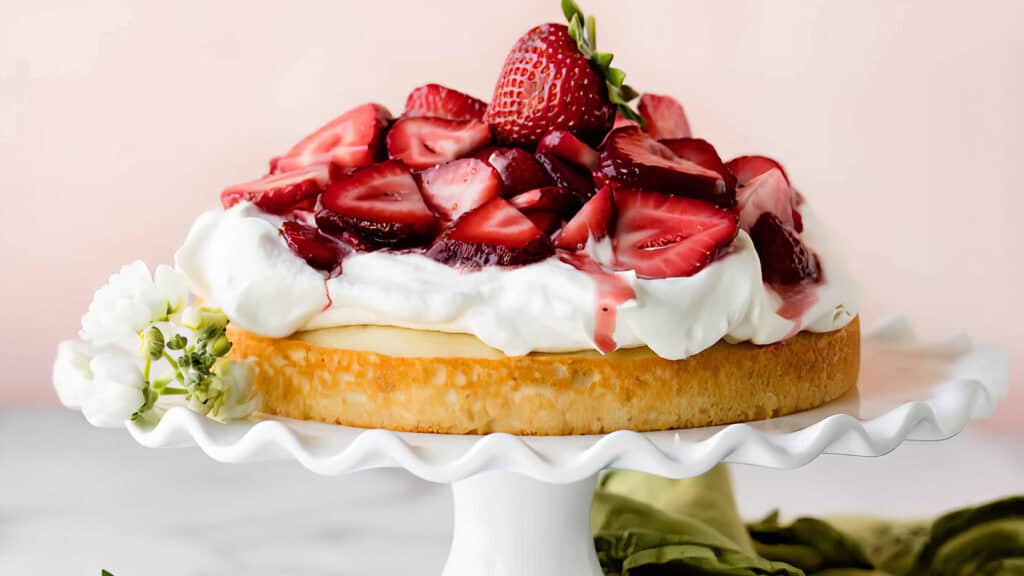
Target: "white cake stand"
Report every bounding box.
[97,318,1006,576]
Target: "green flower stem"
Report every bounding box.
[160,387,188,396]
[162,350,183,383]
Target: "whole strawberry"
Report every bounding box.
[485,0,640,148]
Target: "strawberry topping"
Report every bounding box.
[660,137,737,192]
[475,147,554,197]
[525,211,562,234]
[736,168,794,232]
[427,198,554,267]
[596,127,733,208]
[418,158,502,221]
[221,163,330,214]
[749,212,819,285]
[485,24,615,147]
[535,151,596,207]
[509,186,577,217]
[637,93,692,140]
[316,160,436,248]
[272,103,392,173]
[556,184,614,251]
[728,155,802,232]
[536,129,600,170]
[404,84,488,121]
[279,221,342,271]
[612,189,737,279]
[386,117,491,170]
[726,155,791,186]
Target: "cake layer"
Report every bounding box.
[228,317,860,435]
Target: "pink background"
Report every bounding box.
[2,0,1020,430]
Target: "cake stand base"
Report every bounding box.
[444,471,602,576]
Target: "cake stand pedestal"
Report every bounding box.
[446,472,603,576]
[98,318,1006,576]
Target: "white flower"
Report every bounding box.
[53,340,93,408]
[80,261,190,347]
[81,351,147,428]
[207,360,261,422]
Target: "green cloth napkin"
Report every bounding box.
[591,467,1024,576]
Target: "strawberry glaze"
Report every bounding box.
[774,283,819,337]
[558,250,636,353]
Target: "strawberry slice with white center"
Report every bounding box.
[316,160,437,248]
[727,155,803,232]
[404,84,488,121]
[386,117,491,170]
[735,168,794,232]
[279,220,342,271]
[221,163,330,214]
[418,158,502,221]
[555,184,614,251]
[660,137,737,192]
[536,129,600,171]
[637,94,692,140]
[612,189,737,279]
[596,127,733,208]
[427,197,554,267]
[272,103,392,173]
[726,155,791,186]
[509,186,576,217]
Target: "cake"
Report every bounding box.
[173,1,860,434]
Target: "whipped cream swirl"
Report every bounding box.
[175,203,857,359]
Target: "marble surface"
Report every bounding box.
[2,409,1021,575]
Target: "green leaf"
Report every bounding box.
[605,66,626,86]
[561,0,583,24]
[561,0,643,125]
[592,51,613,68]
[102,570,115,576]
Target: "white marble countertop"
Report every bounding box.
[2,408,1021,575]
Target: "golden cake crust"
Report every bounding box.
[227,317,860,435]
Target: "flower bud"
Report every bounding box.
[143,326,165,360]
[207,334,232,357]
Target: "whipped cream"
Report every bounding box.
[175,202,857,359]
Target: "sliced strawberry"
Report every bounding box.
[749,212,819,285]
[316,160,436,248]
[404,84,487,121]
[637,94,691,140]
[386,117,491,170]
[427,198,554,267]
[279,221,342,271]
[612,112,640,131]
[418,158,502,221]
[726,155,791,186]
[536,130,599,171]
[476,147,554,197]
[525,211,562,235]
[727,155,803,232]
[612,189,737,279]
[272,103,392,173]
[660,137,737,192]
[596,127,733,208]
[509,186,577,217]
[556,184,614,250]
[736,168,794,232]
[221,163,330,214]
[535,152,595,208]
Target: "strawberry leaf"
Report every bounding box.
[562,0,642,124]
